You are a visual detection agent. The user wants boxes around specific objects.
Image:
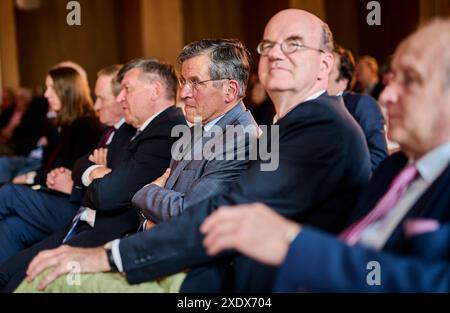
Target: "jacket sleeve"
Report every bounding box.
[353,96,388,171]
[274,226,450,292]
[118,115,363,283]
[132,127,252,224]
[83,135,174,213]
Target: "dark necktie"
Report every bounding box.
[131,129,142,141]
[98,127,115,148]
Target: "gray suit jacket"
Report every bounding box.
[131,102,258,223]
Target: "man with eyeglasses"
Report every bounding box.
[128,39,258,231]
[16,9,370,293]
[202,18,450,292]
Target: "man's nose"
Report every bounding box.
[179,84,192,99]
[94,99,101,110]
[116,89,125,103]
[266,42,285,60]
[379,83,398,108]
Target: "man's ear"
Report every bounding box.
[341,78,350,91]
[224,80,239,103]
[150,80,163,101]
[318,52,334,81]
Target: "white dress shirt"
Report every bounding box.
[80,111,164,228]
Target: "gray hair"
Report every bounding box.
[177,39,251,98]
[97,64,123,96]
[117,58,178,101]
[320,23,334,53]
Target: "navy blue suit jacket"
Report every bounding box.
[70,106,187,245]
[342,92,388,171]
[116,94,371,290]
[275,152,450,292]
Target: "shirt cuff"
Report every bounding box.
[81,165,104,187]
[111,239,124,272]
[26,171,37,184]
[79,207,96,227]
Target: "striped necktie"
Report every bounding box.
[130,129,142,141]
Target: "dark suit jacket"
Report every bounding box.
[117,94,371,289]
[275,152,450,292]
[68,106,187,245]
[10,97,55,156]
[342,92,388,171]
[69,122,136,204]
[35,116,103,184]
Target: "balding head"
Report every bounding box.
[258,9,334,118]
[379,18,450,159]
[265,9,333,53]
[397,19,450,92]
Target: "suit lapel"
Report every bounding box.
[165,102,247,189]
[107,123,135,166]
[385,162,450,249]
[127,106,177,152]
[346,153,408,225]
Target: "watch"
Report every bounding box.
[104,242,119,272]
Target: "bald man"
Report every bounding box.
[202,18,450,292]
[16,9,370,293]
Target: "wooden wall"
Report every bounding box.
[355,0,420,63]
[15,0,120,91]
[3,0,449,91]
[0,0,20,90]
[141,0,184,65]
[182,0,244,44]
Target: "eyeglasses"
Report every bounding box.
[178,77,230,91]
[257,39,325,56]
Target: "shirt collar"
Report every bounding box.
[114,118,125,130]
[273,90,326,124]
[304,90,326,102]
[139,108,166,132]
[413,140,450,182]
[203,114,224,132]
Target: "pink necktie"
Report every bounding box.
[339,163,419,245]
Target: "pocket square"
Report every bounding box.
[404,218,439,238]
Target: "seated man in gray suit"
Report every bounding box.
[132,39,258,228]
